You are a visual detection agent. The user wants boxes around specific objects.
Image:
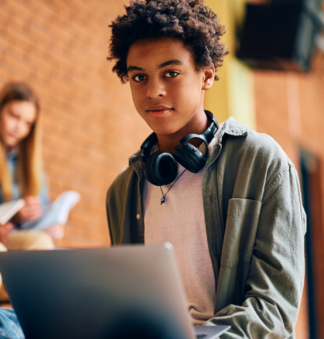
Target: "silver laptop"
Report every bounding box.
[0,243,230,339]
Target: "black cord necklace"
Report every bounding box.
[159,168,187,205]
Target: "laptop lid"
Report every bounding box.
[0,244,229,339]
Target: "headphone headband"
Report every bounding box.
[141,132,158,160]
[204,110,218,143]
[178,110,218,146]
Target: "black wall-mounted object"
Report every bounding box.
[236,0,323,72]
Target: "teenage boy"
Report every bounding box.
[106,0,306,338]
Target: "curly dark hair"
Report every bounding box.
[108,0,229,83]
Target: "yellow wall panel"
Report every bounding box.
[204,0,255,129]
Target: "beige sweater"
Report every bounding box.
[143,128,221,325]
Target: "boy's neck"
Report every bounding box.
[156,109,209,154]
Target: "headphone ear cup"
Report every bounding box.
[144,152,178,186]
[173,144,206,173]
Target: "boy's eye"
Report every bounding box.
[133,75,147,82]
[164,71,179,78]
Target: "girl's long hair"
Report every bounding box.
[0,82,42,201]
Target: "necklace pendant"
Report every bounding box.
[161,197,166,205]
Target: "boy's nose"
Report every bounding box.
[146,81,165,98]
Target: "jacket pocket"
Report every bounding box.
[221,198,262,268]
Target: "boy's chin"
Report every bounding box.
[144,117,179,136]
[150,125,183,137]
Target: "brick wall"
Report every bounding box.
[0,0,150,248]
[253,53,324,338]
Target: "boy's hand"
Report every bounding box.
[0,222,13,243]
[19,196,41,221]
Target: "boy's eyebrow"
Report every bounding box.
[127,59,183,73]
[127,65,145,73]
[158,59,183,69]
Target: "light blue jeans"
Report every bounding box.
[0,309,24,339]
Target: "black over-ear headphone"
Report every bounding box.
[140,110,219,186]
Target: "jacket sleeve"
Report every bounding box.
[204,162,306,338]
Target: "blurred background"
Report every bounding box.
[0,0,323,337]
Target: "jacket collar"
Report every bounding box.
[129,116,248,177]
[219,116,248,138]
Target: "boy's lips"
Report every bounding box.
[146,105,174,118]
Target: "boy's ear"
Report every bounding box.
[202,63,215,90]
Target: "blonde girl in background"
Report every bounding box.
[0,82,60,251]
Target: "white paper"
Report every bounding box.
[0,199,25,225]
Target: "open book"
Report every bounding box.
[21,191,80,231]
[0,200,25,225]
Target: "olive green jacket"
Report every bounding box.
[106,117,306,339]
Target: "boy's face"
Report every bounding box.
[126,37,214,137]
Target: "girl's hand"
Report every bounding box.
[19,196,41,221]
[44,224,65,240]
[0,222,13,243]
